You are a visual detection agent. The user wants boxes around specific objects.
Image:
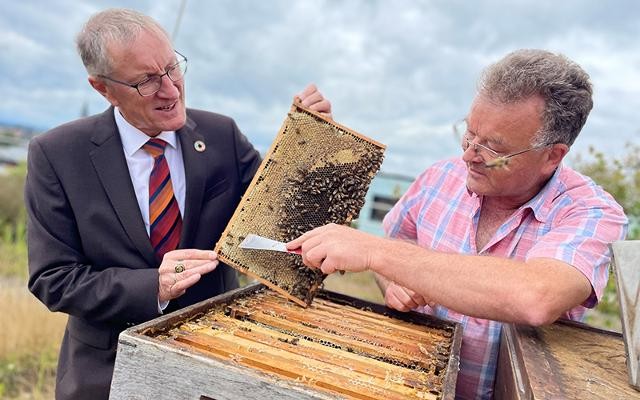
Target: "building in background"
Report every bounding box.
[356,172,414,236]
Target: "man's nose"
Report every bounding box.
[156,74,180,98]
[462,141,483,163]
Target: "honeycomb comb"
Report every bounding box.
[214,102,385,306]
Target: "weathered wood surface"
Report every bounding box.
[611,240,640,390]
[495,321,640,399]
[110,283,461,400]
[110,285,331,400]
[110,334,333,400]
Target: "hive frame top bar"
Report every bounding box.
[112,283,461,400]
[214,101,386,306]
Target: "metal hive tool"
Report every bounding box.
[215,102,386,306]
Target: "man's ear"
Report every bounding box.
[88,76,118,106]
[542,143,569,175]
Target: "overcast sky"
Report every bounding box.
[1,0,638,177]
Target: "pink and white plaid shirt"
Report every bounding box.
[383,158,627,400]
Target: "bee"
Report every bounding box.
[484,156,510,169]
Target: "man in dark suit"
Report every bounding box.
[25,8,331,399]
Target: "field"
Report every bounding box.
[0,278,66,399]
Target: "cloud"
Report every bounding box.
[1,0,638,176]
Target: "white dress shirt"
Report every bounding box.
[114,107,186,236]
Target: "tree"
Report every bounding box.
[573,143,640,329]
[573,144,640,239]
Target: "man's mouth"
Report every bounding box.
[156,102,176,111]
[467,164,487,177]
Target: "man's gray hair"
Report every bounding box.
[478,49,593,147]
[76,8,170,76]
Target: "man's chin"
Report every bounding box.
[465,179,488,197]
[164,112,187,132]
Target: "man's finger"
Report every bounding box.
[387,285,418,310]
[175,261,218,280]
[296,83,318,100]
[386,291,412,312]
[309,99,332,115]
[172,273,202,294]
[164,249,218,262]
[300,91,322,107]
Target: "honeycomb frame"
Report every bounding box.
[214,102,385,306]
[142,285,461,399]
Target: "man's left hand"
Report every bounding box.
[296,83,332,118]
[385,281,434,312]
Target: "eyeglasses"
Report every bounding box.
[453,119,551,168]
[98,50,188,97]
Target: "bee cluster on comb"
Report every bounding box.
[214,102,385,306]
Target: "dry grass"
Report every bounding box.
[322,271,384,304]
[0,278,66,399]
[0,279,66,359]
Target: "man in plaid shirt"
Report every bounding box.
[289,49,628,399]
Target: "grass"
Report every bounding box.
[0,215,66,399]
[322,271,384,304]
[0,279,66,399]
[0,224,28,280]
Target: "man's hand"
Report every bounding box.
[157,249,219,302]
[295,83,332,118]
[287,223,383,275]
[385,281,433,312]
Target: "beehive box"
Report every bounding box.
[495,321,639,399]
[109,283,461,399]
[610,240,640,390]
[214,102,385,307]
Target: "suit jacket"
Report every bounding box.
[25,107,261,399]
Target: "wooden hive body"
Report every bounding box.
[610,240,640,390]
[214,103,385,306]
[110,284,461,399]
[495,321,640,399]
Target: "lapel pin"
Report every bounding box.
[194,140,206,152]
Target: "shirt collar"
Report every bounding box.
[519,165,563,223]
[114,107,178,156]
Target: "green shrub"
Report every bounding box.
[574,144,640,330]
[0,163,26,230]
[0,218,27,279]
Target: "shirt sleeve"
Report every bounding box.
[383,174,423,240]
[526,195,628,311]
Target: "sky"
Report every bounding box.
[1,0,638,177]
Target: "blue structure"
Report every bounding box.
[356,172,415,237]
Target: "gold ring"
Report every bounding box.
[174,262,185,273]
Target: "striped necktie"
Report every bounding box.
[142,138,182,263]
